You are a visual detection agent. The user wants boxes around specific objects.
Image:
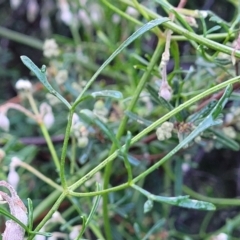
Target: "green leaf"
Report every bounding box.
[77,183,102,239]
[209,15,225,24]
[20,56,71,109]
[124,110,153,126]
[178,85,232,147]
[153,195,216,210]
[187,100,217,123]
[91,90,123,99]
[209,128,240,151]
[144,199,154,213]
[206,25,221,35]
[0,207,28,231]
[27,198,33,232]
[132,185,216,211]
[142,219,165,240]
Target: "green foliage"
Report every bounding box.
[1,0,240,239]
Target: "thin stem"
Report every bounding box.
[17,161,62,191]
[39,124,61,170]
[60,109,74,189]
[0,102,36,121]
[29,192,67,240]
[70,136,76,174]
[102,39,165,240]
[0,26,43,50]
[26,92,60,170]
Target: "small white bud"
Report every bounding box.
[194,136,202,143]
[225,113,234,124]
[211,233,228,240]
[77,136,89,148]
[71,113,80,126]
[126,6,139,17]
[0,112,10,132]
[40,103,55,129]
[7,157,21,190]
[7,168,20,190]
[159,81,172,101]
[69,225,82,240]
[198,10,208,18]
[223,126,236,139]
[156,128,165,141]
[43,112,55,129]
[15,79,32,91]
[164,131,172,139]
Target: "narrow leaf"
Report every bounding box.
[125,110,153,126]
[154,196,216,210]
[20,56,71,109]
[91,90,123,99]
[209,128,240,151]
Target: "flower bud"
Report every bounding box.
[40,103,55,129]
[77,136,89,148]
[15,79,32,91]
[0,112,10,132]
[159,81,172,101]
[43,112,55,129]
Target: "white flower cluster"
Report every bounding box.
[55,69,68,85]
[43,39,60,58]
[93,100,109,123]
[156,121,174,141]
[71,113,89,148]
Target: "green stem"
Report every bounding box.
[102,39,165,240]
[19,161,62,191]
[26,92,60,170]
[0,26,43,50]
[40,124,61,170]
[70,136,76,174]
[29,192,67,240]
[60,109,75,189]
